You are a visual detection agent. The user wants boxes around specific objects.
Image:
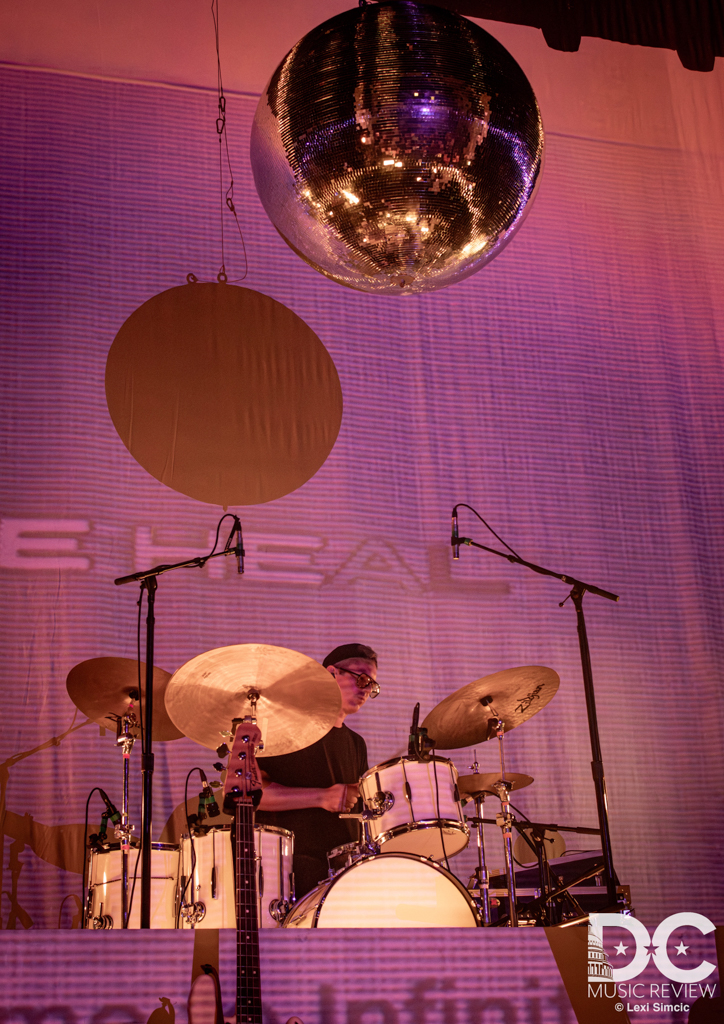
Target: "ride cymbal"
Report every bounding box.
[422,666,559,749]
[164,643,342,756]
[458,772,534,800]
[66,657,184,741]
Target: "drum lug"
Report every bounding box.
[369,790,395,815]
[180,901,207,926]
[268,898,293,924]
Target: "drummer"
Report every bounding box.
[255,643,378,899]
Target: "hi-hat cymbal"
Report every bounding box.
[66,657,184,741]
[164,643,342,756]
[421,666,559,749]
[458,772,534,800]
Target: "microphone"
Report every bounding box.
[196,770,221,821]
[203,778,221,818]
[408,702,420,756]
[234,519,245,576]
[100,790,121,826]
[451,507,460,560]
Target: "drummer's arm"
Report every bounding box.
[258,771,359,813]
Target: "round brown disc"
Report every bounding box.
[105,283,343,506]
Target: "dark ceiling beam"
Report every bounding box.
[430,0,722,71]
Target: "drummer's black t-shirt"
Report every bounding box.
[256,724,368,897]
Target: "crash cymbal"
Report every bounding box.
[458,772,534,800]
[421,666,559,749]
[164,643,342,756]
[66,657,184,741]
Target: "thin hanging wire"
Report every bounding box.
[211,0,248,283]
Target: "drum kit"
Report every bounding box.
[67,644,603,929]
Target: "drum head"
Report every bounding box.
[291,853,479,928]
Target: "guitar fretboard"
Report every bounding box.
[235,798,262,1024]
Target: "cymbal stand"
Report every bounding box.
[482,698,518,927]
[514,823,557,925]
[115,707,137,928]
[338,809,381,857]
[464,754,492,926]
[470,791,492,925]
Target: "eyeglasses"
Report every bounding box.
[338,667,380,699]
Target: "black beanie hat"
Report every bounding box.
[323,643,378,668]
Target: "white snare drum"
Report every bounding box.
[178,824,294,928]
[283,852,480,928]
[85,842,178,929]
[359,757,469,860]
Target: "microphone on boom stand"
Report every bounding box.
[451,507,460,560]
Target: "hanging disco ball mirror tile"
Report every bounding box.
[250,0,544,296]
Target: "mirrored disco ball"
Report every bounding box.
[250,0,544,295]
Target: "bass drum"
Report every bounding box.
[178,824,294,928]
[283,853,480,928]
[85,842,178,929]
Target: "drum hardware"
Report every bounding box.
[179,900,207,926]
[466,814,604,926]
[115,708,137,928]
[459,771,536,925]
[92,910,114,930]
[368,778,395,814]
[460,754,492,925]
[511,822,563,925]
[477,697,519,926]
[268,897,293,924]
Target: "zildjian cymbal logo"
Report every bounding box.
[514,684,544,715]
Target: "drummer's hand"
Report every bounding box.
[341,783,360,812]
[318,784,359,813]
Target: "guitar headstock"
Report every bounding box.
[223,717,264,812]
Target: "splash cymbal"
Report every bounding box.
[422,666,559,749]
[458,772,534,800]
[164,643,341,756]
[66,657,184,741]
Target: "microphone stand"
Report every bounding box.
[453,525,621,910]
[114,516,243,928]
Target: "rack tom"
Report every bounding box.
[359,756,469,860]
